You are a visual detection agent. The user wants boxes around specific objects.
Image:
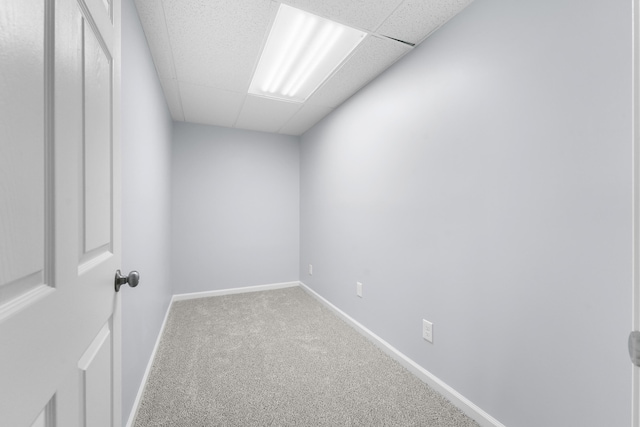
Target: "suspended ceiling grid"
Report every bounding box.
[134,0,473,136]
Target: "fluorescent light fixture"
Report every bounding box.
[249,4,366,103]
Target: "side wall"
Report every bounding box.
[300,1,632,426]
[171,123,300,294]
[121,0,174,424]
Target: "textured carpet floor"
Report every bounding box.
[134,287,480,426]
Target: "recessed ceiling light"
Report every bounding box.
[249,4,367,103]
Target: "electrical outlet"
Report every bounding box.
[422,319,433,343]
[356,282,363,297]
[309,264,313,275]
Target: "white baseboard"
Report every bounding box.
[299,281,505,427]
[125,297,174,427]
[172,281,299,302]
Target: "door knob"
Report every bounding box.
[115,270,140,292]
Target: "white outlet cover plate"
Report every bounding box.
[423,319,433,343]
[356,282,363,297]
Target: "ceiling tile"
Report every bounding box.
[307,35,411,108]
[134,0,176,79]
[279,104,334,136]
[179,82,246,128]
[377,0,474,44]
[234,95,302,133]
[162,0,275,92]
[135,0,471,134]
[283,0,404,32]
[159,78,184,121]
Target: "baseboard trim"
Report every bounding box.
[298,281,505,427]
[125,298,173,427]
[171,281,299,302]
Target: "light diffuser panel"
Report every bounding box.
[249,4,366,103]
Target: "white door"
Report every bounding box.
[0,0,122,425]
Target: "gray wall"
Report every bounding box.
[299,1,632,426]
[171,123,299,294]
[121,0,173,424]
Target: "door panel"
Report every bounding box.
[0,0,121,425]
[83,16,113,257]
[0,0,48,308]
[78,322,112,427]
[29,401,54,427]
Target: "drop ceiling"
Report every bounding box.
[134,0,473,136]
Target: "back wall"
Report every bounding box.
[171,123,300,294]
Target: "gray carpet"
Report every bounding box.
[134,287,480,426]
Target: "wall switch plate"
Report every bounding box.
[356,282,363,297]
[422,319,433,343]
[308,264,313,275]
